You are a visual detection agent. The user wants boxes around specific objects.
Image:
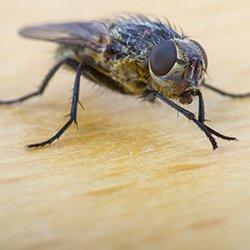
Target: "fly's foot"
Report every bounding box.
[203,124,238,142]
[26,139,55,149]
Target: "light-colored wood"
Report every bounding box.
[1,1,250,249]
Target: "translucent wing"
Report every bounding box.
[19,21,110,52]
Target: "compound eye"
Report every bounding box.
[150,40,177,77]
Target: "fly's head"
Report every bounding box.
[149,38,207,104]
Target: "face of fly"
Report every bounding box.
[149,38,208,104]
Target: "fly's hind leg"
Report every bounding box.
[0,58,69,105]
[27,63,84,148]
[203,82,250,98]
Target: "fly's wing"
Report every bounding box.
[19,21,110,52]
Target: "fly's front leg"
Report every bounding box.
[0,58,69,105]
[202,82,250,98]
[27,63,84,148]
[144,90,218,150]
[195,90,207,123]
[195,90,237,141]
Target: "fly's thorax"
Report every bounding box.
[148,38,207,101]
[111,57,149,83]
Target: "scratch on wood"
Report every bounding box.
[189,218,227,230]
[0,174,40,184]
[85,181,135,196]
[168,163,209,173]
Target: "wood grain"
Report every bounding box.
[0,1,250,249]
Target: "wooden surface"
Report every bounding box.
[1,1,250,249]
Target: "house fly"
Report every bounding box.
[1,15,250,150]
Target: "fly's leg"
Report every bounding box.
[27,63,84,148]
[145,90,218,150]
[0,58,69,105]
[195,90,237,141]
[203,82,250,98]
